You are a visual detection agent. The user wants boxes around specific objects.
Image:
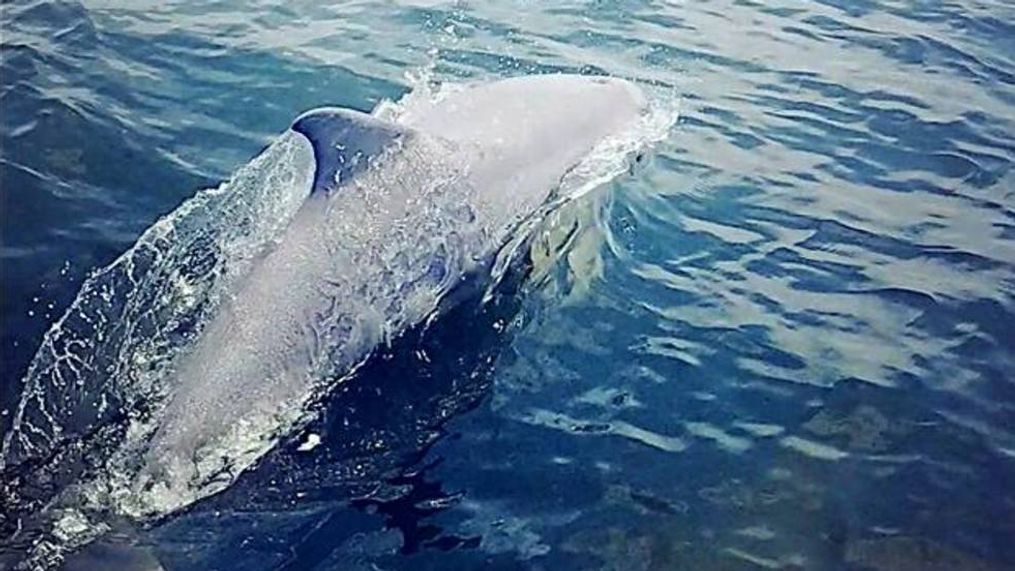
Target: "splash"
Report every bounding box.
[1,132,316,569]
[2,133,315,472]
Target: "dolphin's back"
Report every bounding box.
[2,75,655,528]
[132,113,483,515]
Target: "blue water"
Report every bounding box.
[2,0,1014,570]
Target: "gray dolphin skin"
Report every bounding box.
[3,75,651,521]
[135,75,648,512]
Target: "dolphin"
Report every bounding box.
[130,74,649,514]
[2,75,655,531]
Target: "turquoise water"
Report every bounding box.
[2,0,1014,569]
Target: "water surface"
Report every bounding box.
[1,0,1013,569]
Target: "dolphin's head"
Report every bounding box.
[400,74,649,213]
[404,74,647,150]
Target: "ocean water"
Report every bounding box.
[1,0,1013,570]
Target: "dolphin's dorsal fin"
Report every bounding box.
[291,108,410,195]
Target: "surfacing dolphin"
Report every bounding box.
[132,74,651,514]
[2,75,658,537]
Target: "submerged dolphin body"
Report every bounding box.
[2,75,654,526]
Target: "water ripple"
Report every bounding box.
[2,0,1013,568]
